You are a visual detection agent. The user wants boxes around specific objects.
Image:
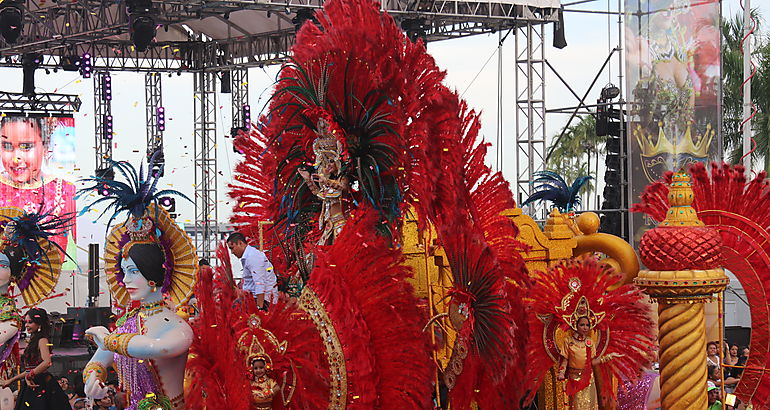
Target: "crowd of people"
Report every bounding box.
[706,340,750,410]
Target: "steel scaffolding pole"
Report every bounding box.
[145,72,163,159]
[93,71,113,176]
[231,67,249,131]
[514,22,546,216]
[193,71,219,259]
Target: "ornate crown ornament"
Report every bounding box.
[633,122,714,158]
[559,278,606,331]
[238,314,289,370]
[312,117,346,167]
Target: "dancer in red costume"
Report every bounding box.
[632,162,770,407]
[524,256,656,409]
[191,0,531,407]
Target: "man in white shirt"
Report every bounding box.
[226,232,277,309]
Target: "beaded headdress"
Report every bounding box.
[238,314,289,371]
[0,207,72,306]
[78,156,198,308]
[559,277,605,331]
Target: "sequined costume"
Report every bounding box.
[558,332,600,409]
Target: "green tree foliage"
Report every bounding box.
[722,11,770,168]
[546,115,606,195]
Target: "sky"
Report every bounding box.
[0,0,763,245]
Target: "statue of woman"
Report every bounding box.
[78,158,197,410]
[0,208,72,408]
[298,117,350,246]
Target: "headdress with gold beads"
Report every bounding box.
[559,277,606,331]
[237,314,289,371]
[0,207,73,306]
[77,154,198,308]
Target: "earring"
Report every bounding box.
[148,281,157,293]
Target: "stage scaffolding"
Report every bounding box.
[145,72,163,161]
[0,0,560,257]
[193,72,219,260]
[514,22,546,216]
[93,71,114,176]
[230,68,250,131]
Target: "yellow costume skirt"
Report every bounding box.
[566,367,599,410]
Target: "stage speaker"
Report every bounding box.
[88,243,99,307]
[68,307,112,343]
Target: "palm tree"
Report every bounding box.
[722,11,770,169]
[546,115,606,202]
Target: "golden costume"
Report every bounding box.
[557,329,599,410]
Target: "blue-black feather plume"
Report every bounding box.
[0,211,74,267]
[76,154,190,230]
[521,171,592,212]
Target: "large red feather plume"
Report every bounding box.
[525,256,656,404]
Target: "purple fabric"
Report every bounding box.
[114,315,163,410]
[617,370,658,410]
[0,331,18,368]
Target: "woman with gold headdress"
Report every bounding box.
[77,157,197,410]
[524,257,656,409]
[0,208,72,409]
[297,115,350,246]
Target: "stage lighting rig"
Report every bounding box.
[0,0,23,44]
[80,53,93,78]
[242,104,251,128]
[21,53,41,97]
[157,107,165,131]
[103,115,114,140]
[401,18,430,43]
[102,73,112,100]
[292,8,317,31]
[148,148,164,177]
[126,0,157,52]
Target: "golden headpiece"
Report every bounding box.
[312,117,344,167]
[238,314,288,370]
[559,277,605,331]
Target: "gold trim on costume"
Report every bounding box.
[299,288,347,409]
[82,362,108,384]
[104,205,198,308]
[0,174,44,190]
[104,333,137,357]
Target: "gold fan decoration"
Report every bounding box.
[0,207,65,306]
[104,205,198,308]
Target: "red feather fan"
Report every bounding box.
[632,162,770,406]
[525,256,656,404]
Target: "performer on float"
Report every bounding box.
[297,116,350,246]
[0,207,71,409]
[78,158,197,410]
[525,256,656,409]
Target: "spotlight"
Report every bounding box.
[159,196,176,212]
[0,1,23,44]
[102,74,112,100]
[103,114,113,139]
[292,8,317,31]
[601,84,620,101]
[126,0,157,52]
[21,53,41,97]
[80,53,92,78]
[242,104,251,128]
[157,107,165,132]
[60,55,81,72]
[401,18,430,43]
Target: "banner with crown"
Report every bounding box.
[624,0,721,242]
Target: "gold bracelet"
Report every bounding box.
[82,362,107,385]
[104,332,137,357]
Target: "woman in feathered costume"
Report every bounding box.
[525,256,656,409]
[0,208,72,409]
[77,156,197,410]
[214,0,532,407]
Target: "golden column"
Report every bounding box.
[635,172,728,410]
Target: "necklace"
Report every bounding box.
[138,300,165,318]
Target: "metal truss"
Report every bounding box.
[0,1,559,72]
[0,91,81,114]
[93,71,113,174]
[145,72,163,156]
[230,68,249,131]
[514,22,546,216]
[193,71,218,260]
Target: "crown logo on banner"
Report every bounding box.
[633,122,714,158]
